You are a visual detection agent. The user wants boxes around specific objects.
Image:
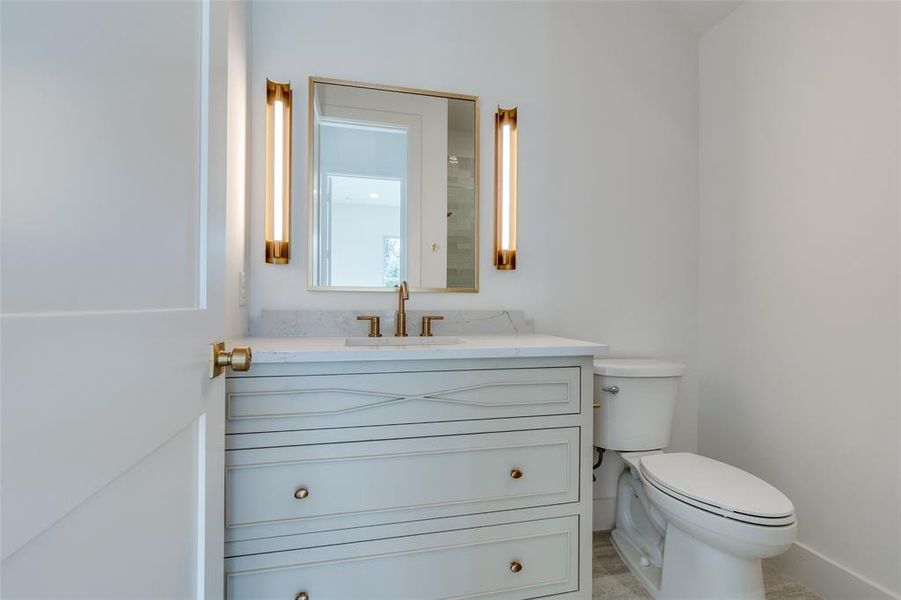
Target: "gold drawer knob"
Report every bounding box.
[510,468,523,479]
[294,488,309,500]
[295,593,309,600]
[510,561,523,573]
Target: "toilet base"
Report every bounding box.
[659,525,765,600]
[610,528,662,597]
[613,525,766,600]
[612,465,769,600]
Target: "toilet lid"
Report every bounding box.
[640,453,794,521]
[592,358,686,377]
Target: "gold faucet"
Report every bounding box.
[395,280,410,336]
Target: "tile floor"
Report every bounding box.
[592,531,823,600]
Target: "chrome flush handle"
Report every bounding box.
[602,385,620,395]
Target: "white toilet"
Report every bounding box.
[594,359,797,600]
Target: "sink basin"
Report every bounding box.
[345,336,461,347]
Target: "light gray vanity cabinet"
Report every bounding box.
[224,355,594,600]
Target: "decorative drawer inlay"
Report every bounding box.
[225,516,578,600]
[225,428,579,542]
[225,367,580,434]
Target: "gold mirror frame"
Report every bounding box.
[307,76,480,293]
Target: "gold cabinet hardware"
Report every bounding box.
[420,315,444,337]
[209,342,252,379]
[294,487,309,500]
[510,468,523,479]
[295,593,309,600]
[509,561,523,573]
[593,403,600,409]
[356,315,382,337]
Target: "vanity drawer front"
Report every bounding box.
[226,428,579,540]
[226,516,579,600]
[226,367,580,434]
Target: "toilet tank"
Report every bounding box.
[593,359,686,451]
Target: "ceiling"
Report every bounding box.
[331,175,401,208]
[654,1,742,36]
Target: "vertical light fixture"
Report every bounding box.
[265,79,292,264]
[494,107,517,270]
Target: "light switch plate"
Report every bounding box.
[238,271,247,307]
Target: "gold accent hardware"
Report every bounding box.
[494,107,517,270]
[295,593,309,600]
[431,242,440,253]
[510,468,523,479]
[593,403,600,409]
[356,315,382,337]
[510,561,523,573]
[294,488,309,500]
[265,79,292,264]
[306,76,480,293]
[265,240,289,264]
[421,315,444,337]
[209,342,253,379]
[395,281,409,337]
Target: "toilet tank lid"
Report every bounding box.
[592,358,686,377]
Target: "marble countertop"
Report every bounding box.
[232,334,608,363]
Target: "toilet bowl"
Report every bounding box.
[594,359,797,600]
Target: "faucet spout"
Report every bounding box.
[395,281,410,337]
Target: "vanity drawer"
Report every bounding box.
[226,366,580,434]
[226,428,579,541]
[226,515,579,600]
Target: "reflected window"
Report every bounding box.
[383,235,401,287]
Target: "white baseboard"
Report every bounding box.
[592,497,616,531]
[770,540,899,600]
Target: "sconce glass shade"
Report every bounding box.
[265,79,292,264]
[494,107,517,270]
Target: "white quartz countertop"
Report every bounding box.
[232,334,608,363]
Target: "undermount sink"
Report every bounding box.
[345,336,461,347]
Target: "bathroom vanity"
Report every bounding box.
[223,335,605,599]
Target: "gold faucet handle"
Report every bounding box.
[421,315,445,337]
[356,315,382,337]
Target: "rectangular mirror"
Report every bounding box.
[308,77,479,292]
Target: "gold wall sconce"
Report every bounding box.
[265,79,292,264]
[494,107,517,270]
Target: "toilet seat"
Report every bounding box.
[639,453,795,527]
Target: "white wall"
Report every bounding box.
[226,0,250,338]
[249,1,700,453]
[699,3,900,598]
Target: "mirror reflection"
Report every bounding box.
[309,79,479,291]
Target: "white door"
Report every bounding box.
[1,2,233,598]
